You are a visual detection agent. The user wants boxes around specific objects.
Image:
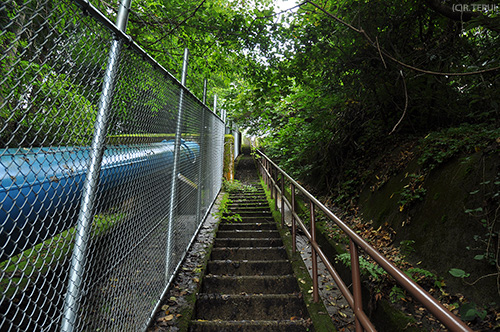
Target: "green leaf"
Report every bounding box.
[449,268,470,278]
[464,207,483,214]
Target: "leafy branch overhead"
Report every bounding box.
[226,0,498,193]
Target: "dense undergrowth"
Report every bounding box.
[260,123,500,330]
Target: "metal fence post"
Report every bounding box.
[198,78,207,222]
[195,103,206,225]
[202,78,207,104]
[60,1,132,331]
[166,48,189,277]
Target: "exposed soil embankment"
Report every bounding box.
[358,144,499,308]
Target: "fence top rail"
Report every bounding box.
[254,148,472,332]
[71,0,221,121]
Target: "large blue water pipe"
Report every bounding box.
[0,139,199,262]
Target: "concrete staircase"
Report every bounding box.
[189,186,314,332]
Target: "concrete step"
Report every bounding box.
[230,196,267,201]
[223,211,273,218]
[237,216,274,223]
[229,197,267,201]
[216,230,280,238]
[229,201,269,206]
[214,238,283,247]
[189,319,313,332]
[218,222,276,231]
[201,275,299,294]
[230,191,266,196]
[211,247,287,260]
[206,260,293,276]
[228,208,272,214]
[194,294,309,320]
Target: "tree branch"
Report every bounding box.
[307,1,500,76]
[143,0,207,48]
[424,0,500,32]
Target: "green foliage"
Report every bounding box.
[390,286,406,303]
[336,252,386,281]
[213,192,242,223]
[224,0,500,198]
[464,171,500,271]
[399,240,416,257]
[418,125,500,170]
[398,173,427,212]
[122,0,277,104]
[449,268,470,279]
[404,267,443,289]
[1,0,100,147]
[459,302,487,321]
[0,211,122,298]
[222,179,258,193]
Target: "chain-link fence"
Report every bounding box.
[1,0,225,330]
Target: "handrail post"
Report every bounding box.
[263,158,267,187]
[350,239,364,332]
[274,169,278,211]
[310,201,319,303]
[270,163,274,198]
[268,160,271,191]
[280,174,285,227]
[291,183,296,253]
[267,160,271,191]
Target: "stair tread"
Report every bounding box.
[191,183,313,330]
[189,320,313,332]
[196,293,304,299]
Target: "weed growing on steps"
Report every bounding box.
[222,179,258,193]
[212,193,242,223]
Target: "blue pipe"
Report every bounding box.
[0,140,199,261]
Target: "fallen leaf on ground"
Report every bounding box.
[158,314,174,322]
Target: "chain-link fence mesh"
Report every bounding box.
[1,1,225,331]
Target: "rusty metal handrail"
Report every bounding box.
[254,149,472,332]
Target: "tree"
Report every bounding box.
[226,0,500,190]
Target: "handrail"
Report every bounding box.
[254,149,472,332]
